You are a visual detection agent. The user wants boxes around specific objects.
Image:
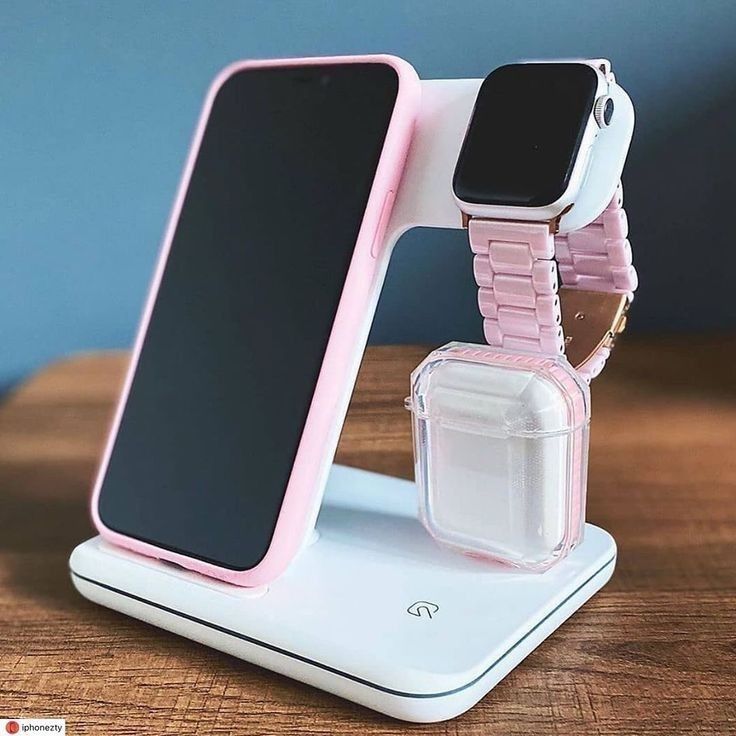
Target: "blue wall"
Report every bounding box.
[3,0,736,389]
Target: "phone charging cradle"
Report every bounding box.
[70,78,628,723]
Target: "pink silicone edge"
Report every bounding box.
[90,55,421,587]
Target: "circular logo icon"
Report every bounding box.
[5,722,19,735]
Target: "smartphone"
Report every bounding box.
[91,55,420,586]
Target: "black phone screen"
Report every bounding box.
[96,63,400,570]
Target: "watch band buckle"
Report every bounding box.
[559,288,630,370]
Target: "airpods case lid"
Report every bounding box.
[408,342,590,437]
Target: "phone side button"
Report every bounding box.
[370,190,395,259]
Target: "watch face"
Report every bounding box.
[453,63,599,208]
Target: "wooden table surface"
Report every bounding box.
[1,339,734,735]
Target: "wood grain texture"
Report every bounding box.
[0,339,735,734]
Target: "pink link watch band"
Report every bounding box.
[469,183,637,381]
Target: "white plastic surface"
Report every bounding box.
[71,465,616,723]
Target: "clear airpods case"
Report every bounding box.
[407,342,591,571]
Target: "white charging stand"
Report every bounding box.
[70,78,628,723]
[71,466,615,723]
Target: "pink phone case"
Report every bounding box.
[90,55,421,586]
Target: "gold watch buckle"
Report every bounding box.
[559,288,630,370]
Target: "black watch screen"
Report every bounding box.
[453,63,599,208]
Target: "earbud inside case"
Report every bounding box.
[406,342,590,571]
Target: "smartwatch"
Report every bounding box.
[452,60,637,381]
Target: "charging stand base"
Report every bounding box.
[70,465,616,723]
